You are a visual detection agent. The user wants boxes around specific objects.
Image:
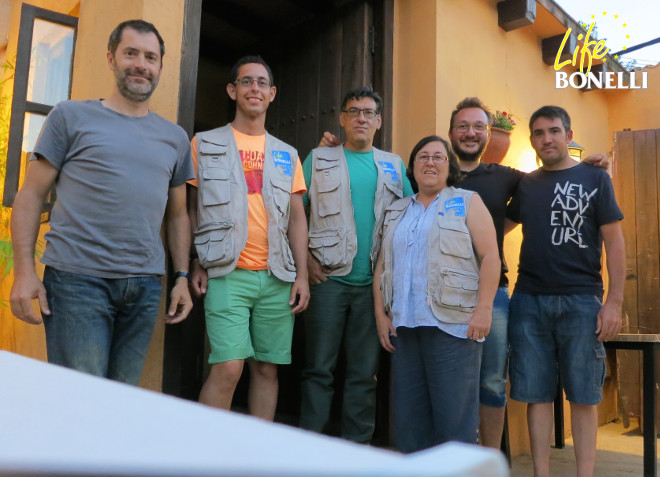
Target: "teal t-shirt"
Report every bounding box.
[303,147,413,286]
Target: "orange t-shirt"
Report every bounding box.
[190,128,306,270]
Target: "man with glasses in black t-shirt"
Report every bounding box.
[447,97,608,451]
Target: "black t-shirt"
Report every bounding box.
[506,162,623,295]
[459,163,525,287]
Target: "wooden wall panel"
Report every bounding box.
[274,53,300,153]
[317,21,343,147]
[614,131,641,420]
[633,130,660,332]
[612,130,641,423]
[613,129,660,427]
[295,32,321,161]
[614,131,638,332]
[265,2,376,160]
[264,49,282,139]
[341,3,371,95]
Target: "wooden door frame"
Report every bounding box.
[162,0,203,398]
[373,0,394,152]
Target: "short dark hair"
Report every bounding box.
[449,97,492,130]
[108,20,165,59]
[406,135,461,193]
[341,86,383,113]
[529,105,571,134]
[229,55,274,86]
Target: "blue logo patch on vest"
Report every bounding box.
[378,161,399,182]
[272,151,292,176]
[444,197,466,217]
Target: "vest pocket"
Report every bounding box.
[308,227,347,269]
[279,231,297,272]
[199,138,228,155]
[318,182,341,217]
[194,221,235,268]
[434,267,479,309]
[383,180,403,200]
[270,176,292,215]
[438,221,473,259]
[316,164,341,217]
[201,168,231,207]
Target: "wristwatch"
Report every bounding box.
[174,271,190,282]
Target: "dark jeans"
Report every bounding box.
[392,326,482,453]
[299,279,380,443]
[42,267,162,385]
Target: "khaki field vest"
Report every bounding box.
[379,187,479,324]
[307,145,404,276]
[194,124,298,282]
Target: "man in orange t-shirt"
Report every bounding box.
[188,56,309,420]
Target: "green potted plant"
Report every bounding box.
[491,110,516,131]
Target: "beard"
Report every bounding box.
[452,141,486,163]
[114,67,159,103]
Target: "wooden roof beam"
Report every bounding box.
[542,33,576,66]
[497,0,536,32]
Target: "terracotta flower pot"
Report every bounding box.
[482,127,512,164]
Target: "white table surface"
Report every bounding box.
[0,351,508,476]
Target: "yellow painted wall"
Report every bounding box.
[392,0,438,158]
[73,0,185,120]
[606,64,660,135]
[0,0,186,392]
[394,0,613,166]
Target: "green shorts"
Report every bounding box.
[204,268,294,365]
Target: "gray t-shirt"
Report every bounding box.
[34,100,194,278]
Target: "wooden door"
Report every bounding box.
[612,129,660,427]
[166,0,394,443]
[264,2,375,161]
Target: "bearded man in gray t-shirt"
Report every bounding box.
[9,20,194,385]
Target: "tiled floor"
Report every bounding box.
[510,420,656,476]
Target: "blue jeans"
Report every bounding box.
[391,326,482,453]
[509,293,606,405]
[479,287,510,407]
[42,267,162,385]
[300,278,380,443]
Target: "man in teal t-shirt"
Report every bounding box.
[300,86,413,443]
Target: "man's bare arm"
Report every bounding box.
[287,193,310,313]
[10,159,59,324]
[164,184,193,324]
[466,195,500,341]
[596,221,625,341]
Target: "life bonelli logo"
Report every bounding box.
[554,12,647,90]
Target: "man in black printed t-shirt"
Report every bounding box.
[506,105,624,477]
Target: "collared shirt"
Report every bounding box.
[391,194,470,339]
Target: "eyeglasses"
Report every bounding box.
[342,107,380,119]
[234,76,271,89]
[415,154,448,164]
[453,122,489,134]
